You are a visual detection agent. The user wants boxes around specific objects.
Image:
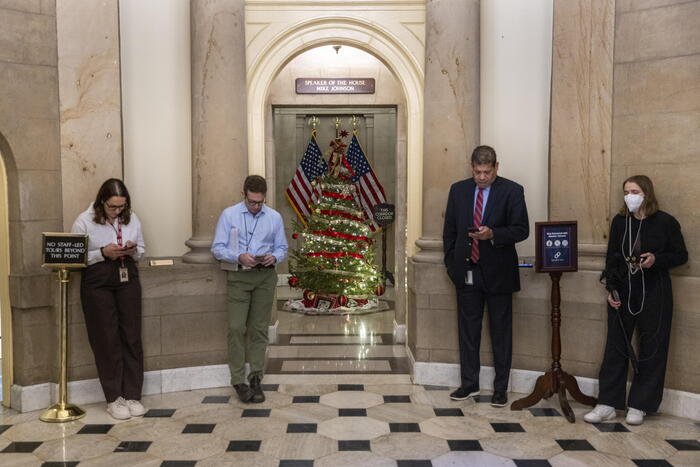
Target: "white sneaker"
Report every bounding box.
[626,407,645,425]
[583,404,616,423]
[107,397,131,420]
[126,399,147,417]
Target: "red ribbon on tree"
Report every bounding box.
[306,251,364,259]
[319,209,364,222]
[313,229,369,242]
[321,191,354,201]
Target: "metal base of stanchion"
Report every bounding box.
[39,403,86,423]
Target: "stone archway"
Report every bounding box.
[245,2,426,257]
[0,133,16,406]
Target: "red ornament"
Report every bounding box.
[292,233,299,239]
[303,289,316,302]
[375,284,385,296]
[288,276,298,287]
[338,295,348,306]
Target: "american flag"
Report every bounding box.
[345,133,386,230]
[286,134,328,224]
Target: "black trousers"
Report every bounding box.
[80,259,143,402]
[597,286,673,413]
[455,266,513,393]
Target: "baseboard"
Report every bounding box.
[12,358,699,421]
[393,320,406,344]
[11,364,234,413]
[268,319,279,344]
[406,347,700,421]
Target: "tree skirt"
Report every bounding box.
[283,298,390,315]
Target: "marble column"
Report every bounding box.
[413,0,480,264]
[408,0,480,361]
[184,0,248,263]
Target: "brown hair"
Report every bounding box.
[244,175,267,195]
[471,145,498,167]
[92,178,132,224]
[619,174,659,216]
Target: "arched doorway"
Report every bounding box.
[245,4,426,329]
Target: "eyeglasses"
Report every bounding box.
[105,202,127,210]
[245,197,265,207]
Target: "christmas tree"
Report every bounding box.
[288,137,384,309]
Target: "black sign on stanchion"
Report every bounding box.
[40,232,88,423]
[536,222,577,273]
[511,221,596,423]
[42,233,88,268]
[372,203,395,286]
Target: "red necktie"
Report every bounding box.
[471,188,484,262]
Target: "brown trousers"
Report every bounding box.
[80,258,143,402]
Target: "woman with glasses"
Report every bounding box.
[71,178,146,420]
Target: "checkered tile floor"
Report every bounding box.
[1,382,699,466]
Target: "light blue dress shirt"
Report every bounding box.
[211,202,288,264]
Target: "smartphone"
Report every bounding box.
[254,255,266,263]
[611,290,621,302]
[467,227,479,233]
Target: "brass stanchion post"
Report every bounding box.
[40,267,85,422]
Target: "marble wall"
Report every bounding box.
[56,0,122,232]
[0,0,62,386]
[610,0,700,392]
[410,0,700,397]
[549,0,614,251]
[66,262,228,383]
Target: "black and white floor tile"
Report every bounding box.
[1,307,698,465]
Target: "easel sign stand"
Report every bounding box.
[372,203,395,286]
[510,221,597,423]
[39,233,88,423]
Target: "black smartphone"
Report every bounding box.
[611,290,621,302]
[467,227,479,233]
[254,255,266,263]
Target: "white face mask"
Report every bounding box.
[624,193,644,213]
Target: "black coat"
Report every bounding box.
[603,211,688,299]
[442,176,529,293]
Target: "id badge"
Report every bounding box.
[119,267,129,283]
[465,270,473,286]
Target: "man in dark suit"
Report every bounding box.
[442,145,529,407]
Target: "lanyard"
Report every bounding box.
[243,211,260,253]
[109,219,125,266]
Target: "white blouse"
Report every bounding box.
[71,204,146,265]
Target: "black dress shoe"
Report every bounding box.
[249,375,265,403]
[491,391,508,407]
[233,383,254,403]
[449,386,480,401]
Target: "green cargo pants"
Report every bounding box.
[226,268,277,385]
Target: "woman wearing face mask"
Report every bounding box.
[71,178,146,420]
[585,175,687,425]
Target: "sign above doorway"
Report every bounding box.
[295,78,375,94]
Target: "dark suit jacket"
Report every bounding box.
[442,176,529,293]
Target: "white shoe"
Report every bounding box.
[626,407,645,425]
[107,397,131,420]
[583,404,616,423]
[126,399,147,417]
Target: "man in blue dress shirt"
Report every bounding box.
[212,175,288,403]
